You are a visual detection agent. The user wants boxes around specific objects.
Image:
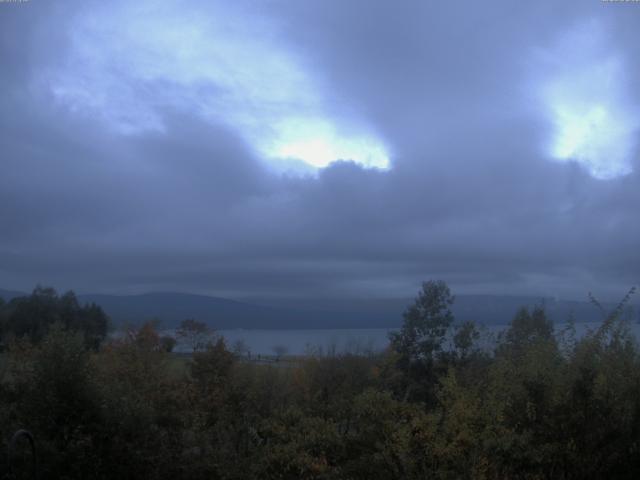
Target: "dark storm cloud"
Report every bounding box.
[0,0,639,302]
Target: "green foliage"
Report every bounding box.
[160,335,177,352]
[452,320,480,359]
[390,280,454,363]
[0,286,109,349]
[389,280,465,404]
[5,325,101,478]
[190,337,235,395]
[499,305,555,356]
[0,282,639,478]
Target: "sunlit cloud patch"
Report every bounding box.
[537,22,639,180]
[45,0,390,172]
[266,118,389,169]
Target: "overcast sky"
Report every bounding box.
[1,0,639,302]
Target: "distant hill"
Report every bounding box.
[0,289,24,302]
[251,295,630,328]
[74,292,635,329]
[1,288,634,329]
[78,292,323,329]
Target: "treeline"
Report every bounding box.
[0,282,639,479]
[0,286,109,350]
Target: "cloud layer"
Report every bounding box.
[1,0,639,302]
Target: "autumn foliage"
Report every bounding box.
[0,283,639,479]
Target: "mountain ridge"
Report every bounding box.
[2,288,634,329]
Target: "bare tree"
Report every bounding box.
[272,344,288,361]
[176,318,212,353]
[232,339,250,358]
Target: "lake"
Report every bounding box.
[170,328,395,356]
[168,320,640,356]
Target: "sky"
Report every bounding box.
[0,0,639,302]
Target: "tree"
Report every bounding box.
[176,318,212,352]
[272,345,288,361]
[190,337,235,401]
[9,324,101,478]
[0,297,6,344]
[389,280,455,403]
[498,305,554,357]
[127,320,162,351]
[2,286,109,349]
[160,335,177,353]
[233,338,250,357]
[453,320,481,360]
[390,280,454,362]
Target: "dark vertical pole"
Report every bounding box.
[7,430,37,480]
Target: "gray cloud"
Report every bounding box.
[1,0,639,303]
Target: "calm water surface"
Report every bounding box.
[167,321,640,356]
